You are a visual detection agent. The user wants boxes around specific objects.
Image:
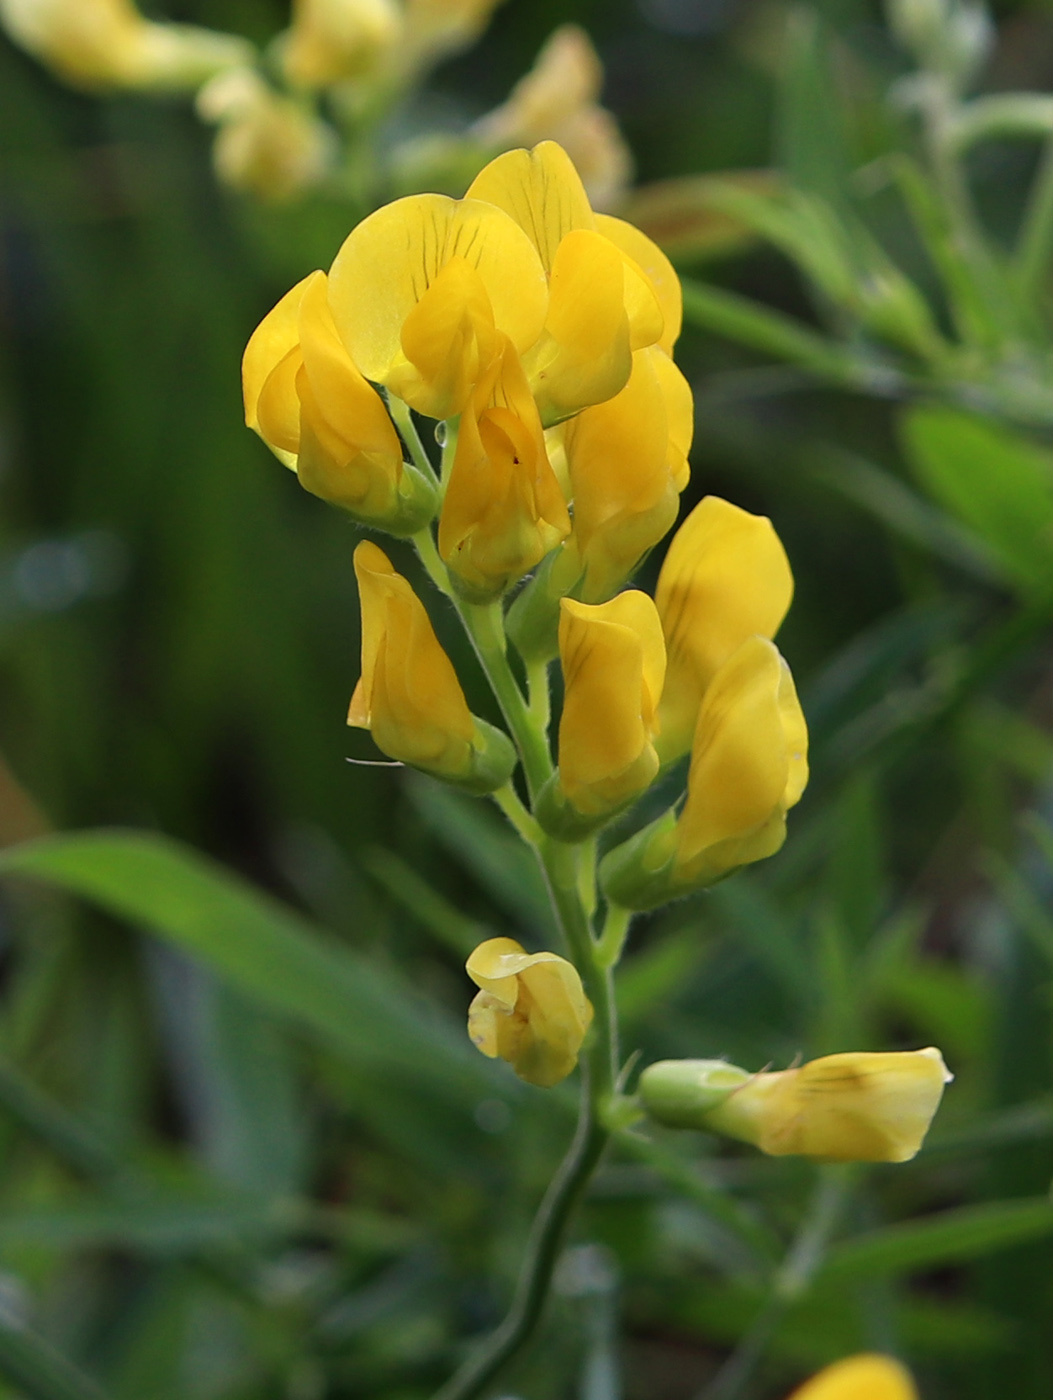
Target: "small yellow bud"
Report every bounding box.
[327,192,547,420]
[702,1049,953,1164]
[242,271,435,532]
[556,592,666,817]
[438,337,570,599]
[673,636,808,885]
[559,346,692,602]
[655,496,794,761]
[280,0,399,89]
[788,1354,919,1400]
[466,937,593,1087]
[0,0,251,89]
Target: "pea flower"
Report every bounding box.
[326,189,548,419]
[553,592,666,819]
[199,70,337,203]
[466,937,593,1087]
[438,336,570,599]
[601,637,807,908]
[788,1355,918,1400]
[655,496,794,762]
[279,0,399,89]
[557,345,693,603]
[348,542,514,789]
[0,0,251,89]
[639,1049,951,1162]
[466,142,664,422]
[242,270,436,532]
[470,25,633,212]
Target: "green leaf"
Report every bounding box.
[0,830,497,1109]
[900,405,1053,596]
[820,1198,1053,1280]
[0,1315,110,1400]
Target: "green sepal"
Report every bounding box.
[598,809,680,911]
[534,771,634,843]
[361,462,439,539]
[436,717,517,796]
[637,1059,752,1131]
[506,549,580,665]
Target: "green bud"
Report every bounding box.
[598,810,680,911]
[451,718,518,795]
[638,1059,753,1131]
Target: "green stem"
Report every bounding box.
[526,659,552,733]
[491,782,542,844]
[463,602,554,803]
[595,903,632,970]
[412,526,448,593]
[388,396,439,486]
[432,1072,607,1400]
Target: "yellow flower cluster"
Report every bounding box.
[789,1355,918,1400]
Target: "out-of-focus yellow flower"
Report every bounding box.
[466,937,593,1087]
[556,592,666,817]
[787,1354,919,1400]
[655,497,794,761]
[242,270,437,531]
[673,636,807,884]
[199,69,336,203]
[401,0,504,66]
[703,1049,952,1163]
[467,142,663,422]
[438,336,570,599]
[327,190,547,419]
[471,26,633,212]
[601,636,807,908]
[0,0,251,89]
[558,346,692,603]
[279,0,399,88]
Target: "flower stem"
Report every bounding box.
[431,1070,608,1400]
[388,395,439,486]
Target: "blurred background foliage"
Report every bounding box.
[2,0,1053,1398]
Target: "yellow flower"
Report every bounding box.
[558,345,693,602]
[466,937,593,1087]
[199,69,336,203]
[470,25,633,211]
[400,0,504,67]
[0,0,250,89]
[673,636,808,885]
[655,496,794,761]
[348,541,476,777]
[326,190,548,419]
[242,271,435,531]
[556,592,666,817]
[703,1049,953,1163]
[438,336,570,599]
[466,142,664,422]
[787,1355,919,1400]
[600,636,807,908]
[280,0,399,89]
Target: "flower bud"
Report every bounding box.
[789,1355,918,1400]
[243,271,437,532]
[199,68,337,202]
[438,337,570,600]
[551,592,665,821]
[557,346,692,603]
[348,542,515,790]
[279,0,399,89]
[466,937,593,1087]
[0,0,252,89]
[655,497,793,762]
[698,1049,952,1163]
[327,192,548,420]
[601,637,807,909]
[401,0,504,66]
